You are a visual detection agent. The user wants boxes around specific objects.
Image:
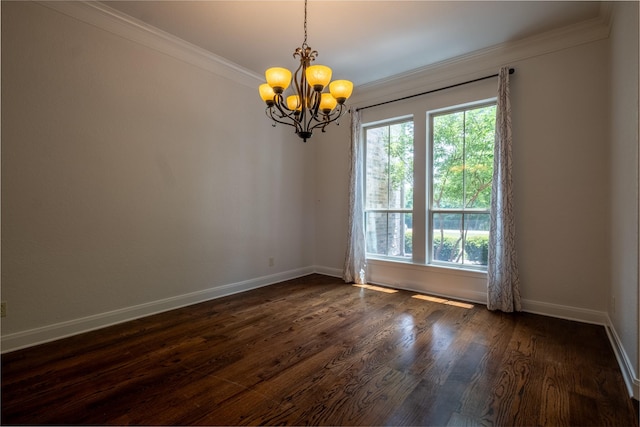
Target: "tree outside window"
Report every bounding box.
[364,120,414,258]
[430,103,496,267]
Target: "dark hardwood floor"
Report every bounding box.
[2,274,637,426]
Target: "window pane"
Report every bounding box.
[429,103,495,270]
[365,212,412,258]
[403,213,413,257]
[432,213,462,263]
[365,126,390,210]
[388,213,412,257]
[464,106,496,209]
[388,122,414,210]
[364,119,414,261]
[463,213,490,266]
[432,112,464,209]
[366,212,388,256]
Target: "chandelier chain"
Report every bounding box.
[303,0,308,48]
[259,0,352,142]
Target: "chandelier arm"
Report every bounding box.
[311,90,322,116]
[311,89,329,127]
[301,89,319,133]
[306,90,338,128]
[273,93,295,115]
[266,105,303,130]
[272,100,298,121]
[270,95,305,133]
[307,116,334,135]
[307,104,347,132]
[327,103,347,120]
[292,61,305,103]
[259,0,351,142]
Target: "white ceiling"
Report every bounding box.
[103,1,603,86]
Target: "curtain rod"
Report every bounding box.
[356,68,515,112]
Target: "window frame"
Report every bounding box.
[362,116,414,261]
[359,88,497,274]
[427,100,497,270]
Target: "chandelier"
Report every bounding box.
[258,0,353,142]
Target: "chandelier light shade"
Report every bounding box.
[306,65,332,90]
[329,80,354,103]
[258,0,353,142]
[265,67,292,92]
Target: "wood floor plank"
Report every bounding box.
[539,361,571,426]
[385,305,484,425]
[451,311,517,425]
[2,274,637,426]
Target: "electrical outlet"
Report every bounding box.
[1,302,6,318]
[269,257,275,267]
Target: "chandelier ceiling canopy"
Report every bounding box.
[258,0,353,142]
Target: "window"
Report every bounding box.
[363,100,496,270]
[429,103,496,268]
[364,119,414,258]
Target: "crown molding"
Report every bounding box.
[598,1,614,36]
[36,1,263,89]
[35,1,613,104]
[351,8,612,108]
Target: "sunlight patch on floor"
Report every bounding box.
[412,294,474,309]
[353,284,399,294]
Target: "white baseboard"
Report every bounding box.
[1,267,314,353]
[352,264,610,325]
[604,315,640,399]
[367,278,488,306]
[313,265,343,278]
[520,298,609,325]
[335,265,639,398]
[4,266,638,401]
[522,301,638,399]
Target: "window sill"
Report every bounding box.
[366,256,488,279]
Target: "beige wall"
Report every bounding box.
[315,2,638,396]
[511,40,610,310]
[317,36,612,311]
[2,1,637,396]
[608,0,639,396]
[1,1,314,344]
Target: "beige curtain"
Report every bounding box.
[343,110,366,284]
[487,67,522,312]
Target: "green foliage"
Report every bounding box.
[431,105,495,266]
[432,234,488,265]
[432,112,464,209]
[365,121,414,211]
[404,229,413,254]
[388,121,414,209]
[464,235,489,265]
[432,105,496,210]
[433,235,461,262]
